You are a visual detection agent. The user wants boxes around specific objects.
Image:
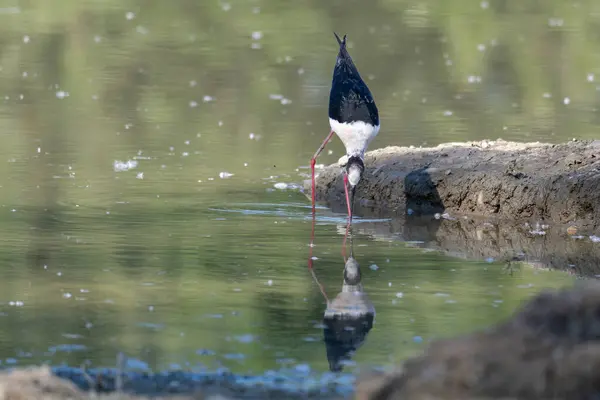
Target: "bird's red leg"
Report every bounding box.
[307,205,329,302]
[343,173,352,221]
[311,130,335,214]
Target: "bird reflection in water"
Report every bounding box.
[308,217,375,372]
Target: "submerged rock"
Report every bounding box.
[308,139,600,230]
[357,281,600,399]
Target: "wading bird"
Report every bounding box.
[310,32,380,221]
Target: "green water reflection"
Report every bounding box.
[0,0,589,374]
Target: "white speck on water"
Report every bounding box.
[57,272,62,276]
[252,7,260,13]
[234,334,255,343]
[590,235,600,243]
[480,1,489,8]
[148,305,154,312]
[563,97,570,105]
[113,159,138,172]
[295,364,311,374]
[280,98,292,105]
[94,35,102,43]
[218,121,223,127]
[435,292,450,297]
[9,301,24,307]
[23,35,30,43]
[221,2,231,11]
[136,25,148,35]
[543,92,552,98]
[251,31,263,40]
[233,288,242,292]
[0,7,20,14]
[219,172,234,179]
[467,75,482,83]
[369,264,379,271]
[63,292,72,299]
[22,71,27,78]
[477,44,486,52]
[388,282,392,287]
[395,292,404,298]
[169,146,174,151]
[548,18,564,27]
[37,147,41,153]
[517,283,534,289]
[85,322,93,329]
[106,211,110,215]
[203,95,214,102]
[189,80,197,87]
[243,162,248,167]
[136,172,144,179]
[80,289,89,293]
[311,256,318,261]
[588,73,595,82]
[266,280,273,286]
[189,100,198,108]
[251,42,261,49]
[181,152,189,157]
[125,11,135,20]
[443,110,453,116]
[297,68,305,75]
[269,94,283,100]
[55,91,69,99]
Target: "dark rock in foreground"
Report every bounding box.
[308,139,600,229]
[357,281,600,399]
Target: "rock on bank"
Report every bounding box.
[308,139,600,229]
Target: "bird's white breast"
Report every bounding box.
[329,118,380,158]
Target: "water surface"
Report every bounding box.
[0,0,592,377]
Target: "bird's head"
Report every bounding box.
[345,156,365,187]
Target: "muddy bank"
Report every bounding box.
[308,139,600,230]
[357,280,600,400]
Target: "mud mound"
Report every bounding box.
[309,139,600,230]
[357,281,600,399]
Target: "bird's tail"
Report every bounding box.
[333,32,353,65]
[334,32,347,49]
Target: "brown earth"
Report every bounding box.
[356,280,600,400]
[308,139,600,231]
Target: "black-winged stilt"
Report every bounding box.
[310,32,380,221]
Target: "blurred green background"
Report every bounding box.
[0,0,592,375]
